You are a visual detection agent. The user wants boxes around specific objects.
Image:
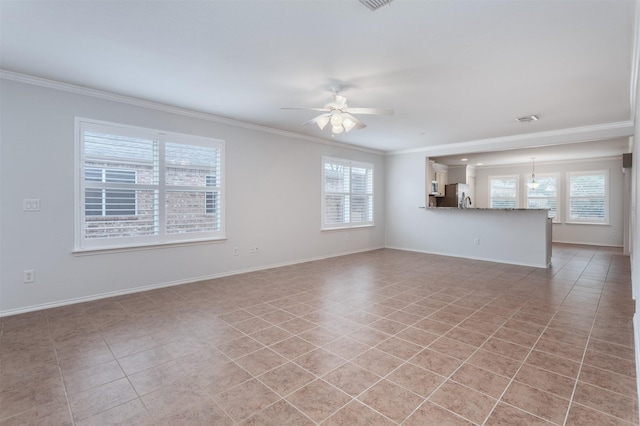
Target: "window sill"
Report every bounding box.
[73,237,227,256]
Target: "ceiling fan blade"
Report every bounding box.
[344,107,394,115]
[342,113,366,130]
[281,107,331,112]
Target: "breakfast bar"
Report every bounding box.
[422,207,552,268]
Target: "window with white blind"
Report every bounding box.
[489,175,518,208]
[322,157,374,229]
[567,170,608,224]
[76,119,225,251]
[526,174,559,221]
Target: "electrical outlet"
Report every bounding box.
[23,199,40,211]
[23,269,35,283]
[474,238,480,245]
[233,247,239,256]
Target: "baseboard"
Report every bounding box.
[551,239,623,248]
[384,245,548,268]
[0,246,384,317]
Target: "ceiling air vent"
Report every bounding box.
[359,0,394,11]
[515,115,539,123]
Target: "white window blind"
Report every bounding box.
[489,176,518,208]
[76,119,225,250]
[322,157,374,229]
[567,171,608,224]
[526,174,558,221]
[85,168,137,216]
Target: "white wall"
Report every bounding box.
[0,79,386,315]
[474,158,625,247]
[446,165,467,184]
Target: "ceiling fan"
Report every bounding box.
[282,86,394,135]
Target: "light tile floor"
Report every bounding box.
[1,244,638,425]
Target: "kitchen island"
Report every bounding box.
[420,207,552,268]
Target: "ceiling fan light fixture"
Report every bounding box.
[330,113,344,127]
[283,89,392,135]
[316,115,330,130]
[342,118,356,132]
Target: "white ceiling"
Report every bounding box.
[0,0,637,161]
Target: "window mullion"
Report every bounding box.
[157,139,166,240]
[348,166,353,225]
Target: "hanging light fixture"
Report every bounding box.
[527,157,540,189]
[331,112,344,134]
[326,111,358,135]
[342,117,356,132]
[316,115,330,130]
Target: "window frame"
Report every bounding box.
[566,170,609,225]
[75,118,225,252]
[321,156,374,230]
[488,175,519,209]
[525,172,560,222]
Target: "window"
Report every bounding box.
[526,174,558,221]
[322,157,374,229]
[567,170,608,224]
[489,175,518,208]
[76,119,225,250]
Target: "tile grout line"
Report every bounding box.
[49,314,80,426]
[480,307,562,426]
[560,253,617,426]
[397,292,529,425]
[479,247,596,426]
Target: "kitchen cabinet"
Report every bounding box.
[426,159,448,207]
[435,170,447,195]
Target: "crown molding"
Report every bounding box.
[0,70,385,156]
[475,155,622,170]
[388,121,635,157]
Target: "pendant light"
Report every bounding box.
[527,157,540,189]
